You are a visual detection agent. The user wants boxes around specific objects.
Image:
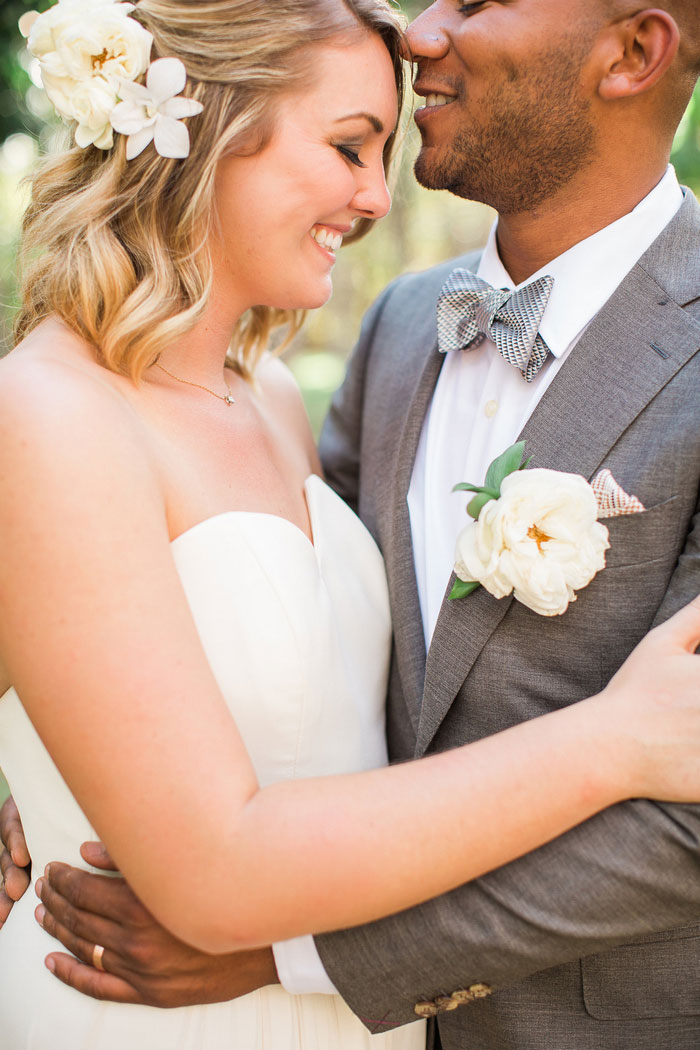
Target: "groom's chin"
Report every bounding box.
[414,157,444,192]
[413,151,466,199]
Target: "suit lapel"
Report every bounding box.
[416,195,700,756]
[383,342,444,732]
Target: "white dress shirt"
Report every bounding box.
[273,165,683,996]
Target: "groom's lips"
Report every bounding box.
[413,82,459,124]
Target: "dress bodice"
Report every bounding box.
[0,477,425,1050]
[0,475,391,872]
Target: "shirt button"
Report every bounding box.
[484,399,498,418]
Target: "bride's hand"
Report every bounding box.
[598,596,700,802]
[0,796,31,927]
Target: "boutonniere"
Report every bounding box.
[449,442,611,616]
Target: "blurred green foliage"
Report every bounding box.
[672,87,700,194]
[0,0,51,144]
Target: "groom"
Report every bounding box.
[4,0,700,1046]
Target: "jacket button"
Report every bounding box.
[468,983,493,999]
[414,1001,439,1018]
[450,988,475,1004]
[434,996,459,1012]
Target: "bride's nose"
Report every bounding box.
[352,163,392,221]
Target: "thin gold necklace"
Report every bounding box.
[155,362,236,406]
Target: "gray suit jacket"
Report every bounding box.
[316,191,700,1049]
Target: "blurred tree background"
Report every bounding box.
[1,1,700,805]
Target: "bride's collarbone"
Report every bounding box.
[92,362,316,546]
[146,420,316,544]
[163,463,317,544]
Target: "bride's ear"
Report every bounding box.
[597,8,680,101]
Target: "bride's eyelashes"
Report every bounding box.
[334,144,367,168]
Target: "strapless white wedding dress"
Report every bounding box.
[0,475,425,1050]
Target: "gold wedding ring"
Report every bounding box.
[92,943,106,972]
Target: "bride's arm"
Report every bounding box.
[0,361,698,955]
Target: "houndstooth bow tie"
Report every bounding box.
[436,269,555,383]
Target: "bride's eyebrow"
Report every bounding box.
[333,112,384,132]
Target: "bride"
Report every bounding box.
[3,0,700,1047]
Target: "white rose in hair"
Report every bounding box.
[454,468,610,617]
[57,75,121,148]
[23,0,152,150]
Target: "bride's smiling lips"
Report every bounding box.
[309,222,354,261]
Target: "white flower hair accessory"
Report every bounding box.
[19,0,203,159]
[110,57,204,160]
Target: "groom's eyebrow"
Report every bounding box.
[334,112,384,133]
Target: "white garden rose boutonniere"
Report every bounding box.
[450,442,610,616]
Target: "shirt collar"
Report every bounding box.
[476,165,684,359]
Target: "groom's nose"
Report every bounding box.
[403,3,450,63]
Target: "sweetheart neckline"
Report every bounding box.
[0,480,326,702]
[170,474,325,551]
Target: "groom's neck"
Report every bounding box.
[493,160,671,286]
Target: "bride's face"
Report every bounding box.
[212,31,398,314]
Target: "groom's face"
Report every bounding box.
[406,0,603,213]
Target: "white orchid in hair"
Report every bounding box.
[111,57,203,159]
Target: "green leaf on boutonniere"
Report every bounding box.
[449,578,481,600]
[484,440,528,492]
[452,482,501,497]
[452,483,501,520]
[467,491,496,519]
[452,443,533,522]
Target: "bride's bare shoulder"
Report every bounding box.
[0,318,138,429]
[0,318,154,488]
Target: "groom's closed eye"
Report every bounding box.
[458,2,490,15]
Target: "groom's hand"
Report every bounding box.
[35,843,279,1007]
[0,795,31,927]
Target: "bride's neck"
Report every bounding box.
[156,276,247,383]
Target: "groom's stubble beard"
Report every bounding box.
[414,42,597,215]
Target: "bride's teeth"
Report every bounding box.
[311,227,343,252]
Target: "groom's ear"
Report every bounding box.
[596,8,681,101]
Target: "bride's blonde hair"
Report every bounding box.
[15,0,406,380]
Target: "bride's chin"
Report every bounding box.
[283,282,334,312]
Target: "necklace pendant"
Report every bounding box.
[225,394,236,405]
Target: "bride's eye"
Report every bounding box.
[335,144,367,168]
[458,1,488,13]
